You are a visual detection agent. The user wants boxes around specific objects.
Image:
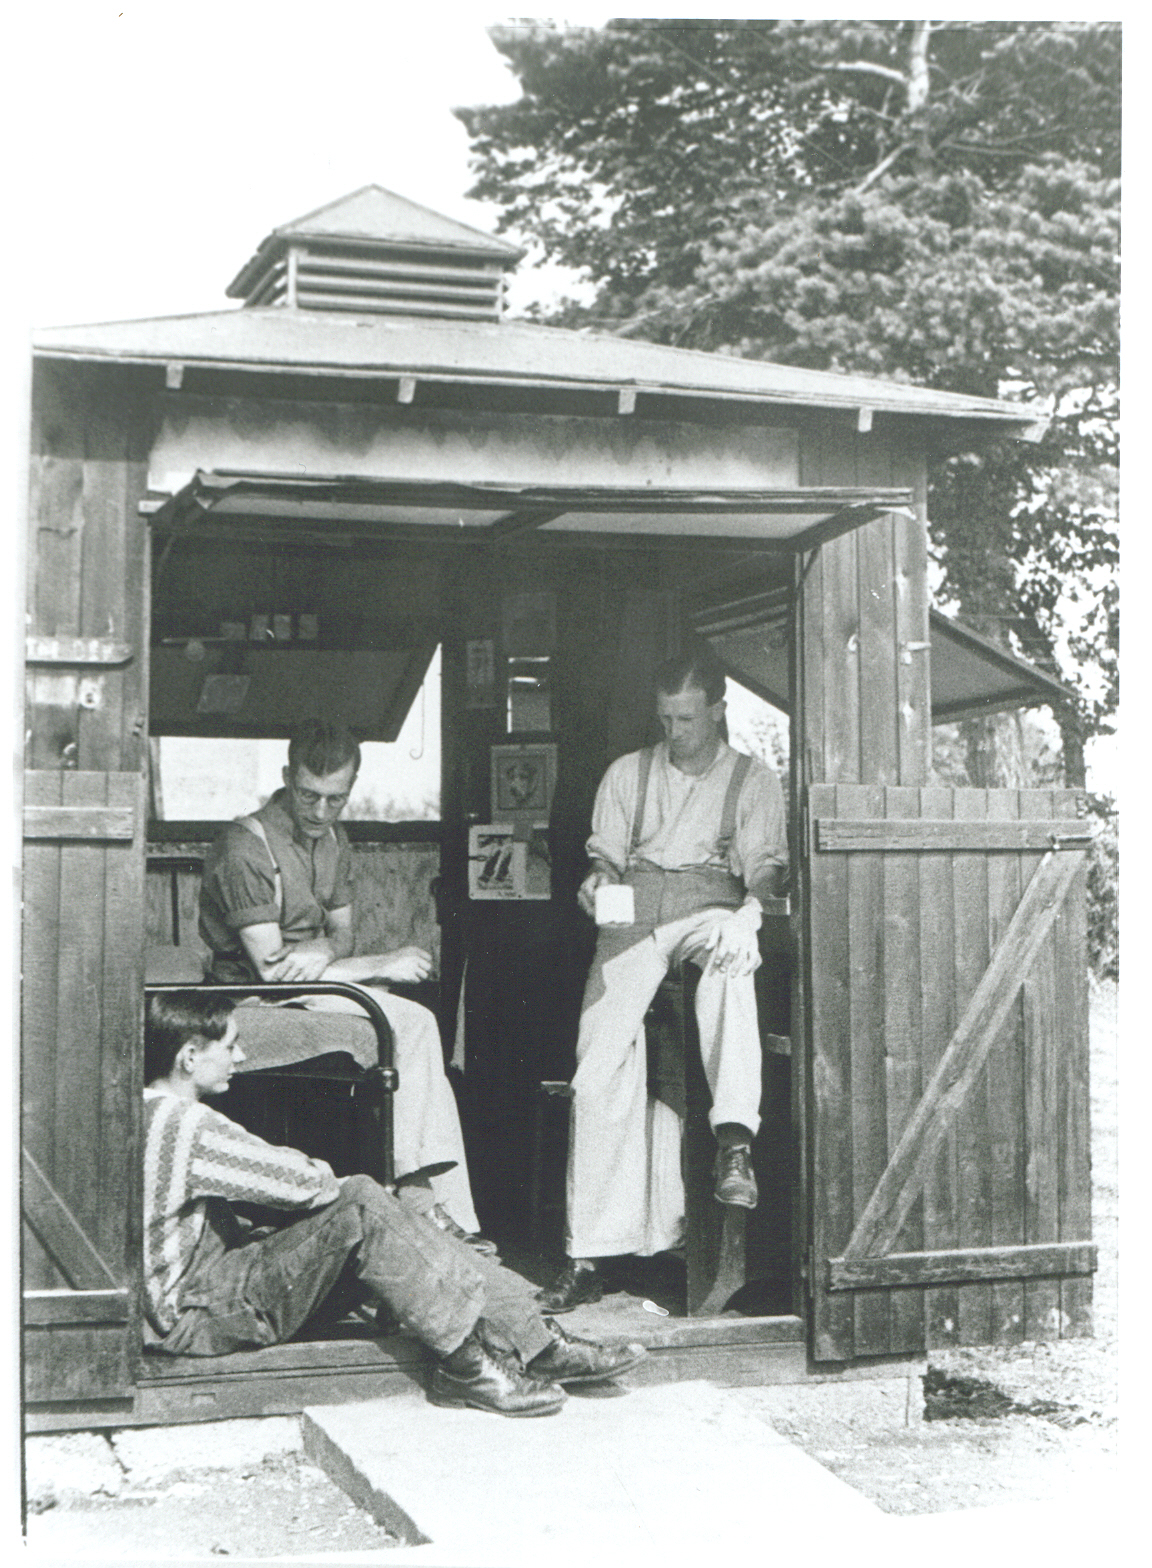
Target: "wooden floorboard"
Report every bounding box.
[26,1314,812,1430]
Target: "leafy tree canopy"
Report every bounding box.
[456,20,1119,783]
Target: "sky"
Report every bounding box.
[12,4,545,329]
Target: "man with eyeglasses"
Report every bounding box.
[199,720,487,1249]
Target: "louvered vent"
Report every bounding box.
[227,186,523,322]
[242,242,508,320]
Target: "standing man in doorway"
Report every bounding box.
[199,720,486,1248]
[540,647,787,1312]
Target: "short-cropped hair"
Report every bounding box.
[146,991,235,1083]
[287,720,361,779]
[653,645,727,707]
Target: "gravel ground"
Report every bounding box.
[25,1447,400,1558]
[732,976,1119,1515]
[23,1417,399,1557]
[23,979,1119,1551]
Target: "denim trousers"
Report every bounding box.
[158,1174,552,1362]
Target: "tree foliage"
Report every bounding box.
[456,20,1119,782]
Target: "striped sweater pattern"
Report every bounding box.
[143,1090,340,1332]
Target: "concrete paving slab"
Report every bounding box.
[304,1378,885,1567]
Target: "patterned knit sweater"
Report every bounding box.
[143,1089,340,1333]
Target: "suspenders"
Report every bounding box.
[235,814,284,921]
[628,747,753,869]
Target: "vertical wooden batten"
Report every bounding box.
[882,784,927,1354]
[918,784,960,1346]
[984,788,1026,1345]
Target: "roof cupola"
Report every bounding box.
[225,185,523,321]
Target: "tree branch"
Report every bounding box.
[851,141,914,194]
[825,60,909,89]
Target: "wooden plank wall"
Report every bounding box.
[807,785,1090,1360]
[797,415,930,790]
[23,362,153,1402]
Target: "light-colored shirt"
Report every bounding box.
[199,789,354,981]
[586,740,787,903]
[142,1089,340,1333]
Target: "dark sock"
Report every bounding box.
[715,1122,754,1149]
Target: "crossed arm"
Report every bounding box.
[237,905,433,986]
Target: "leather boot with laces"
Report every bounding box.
[714,1143,758,1208]
[528,1319,646,1385]
[428,1324,566,1416]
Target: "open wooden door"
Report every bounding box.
[803,783,1095,1361]
[22,361,150,1414]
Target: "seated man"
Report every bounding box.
[199,721,483,1246]
[541,646,787,1312]
[143,991,645,1416]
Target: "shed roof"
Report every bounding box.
[33,307,1044,432]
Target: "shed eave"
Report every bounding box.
[32,307,1046,433]
[32,340,1042,433]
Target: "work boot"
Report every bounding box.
[428,1325,566,1417]
[528,1319,646,1385]
[536,1258,603,1314]
[714,1144,758,1208]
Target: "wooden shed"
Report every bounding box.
[21,187,1093,1432]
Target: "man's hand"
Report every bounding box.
[578,866,620,918]
[376,946,433,985]
[703,910,761,979]
[263,939,334,984]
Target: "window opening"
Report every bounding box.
[725,676,789,774]
[154,647,441,821]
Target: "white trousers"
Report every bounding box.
[300,987,480,1235]
[566,909,762,1260]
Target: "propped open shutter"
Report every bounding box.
[804,784,1094,1362]
[22,769,145,1402]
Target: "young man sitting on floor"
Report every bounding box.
[143,991,644,1417]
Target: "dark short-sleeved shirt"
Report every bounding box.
[199,790,354,982]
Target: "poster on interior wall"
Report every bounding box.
[465,638,496,708]
[468,823,552,900]
[490,742,557,816]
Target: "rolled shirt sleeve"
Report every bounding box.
[202,825,282,931]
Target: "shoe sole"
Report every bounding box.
[426,1390,565,1416]
[714,1190,758,1209]
[553,1350,647,1385]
